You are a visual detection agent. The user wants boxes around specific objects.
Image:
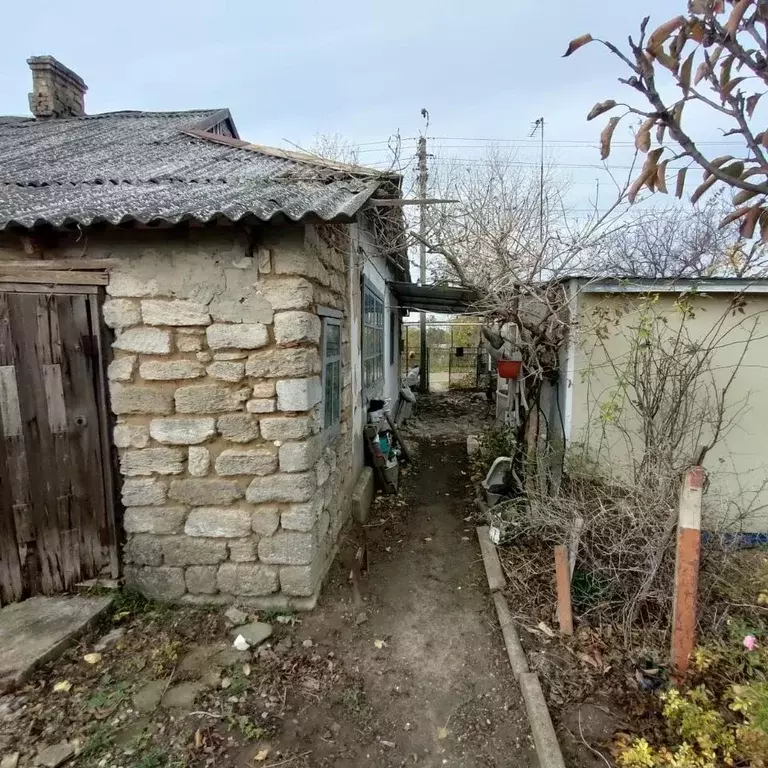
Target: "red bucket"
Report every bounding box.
[497,359,522,379]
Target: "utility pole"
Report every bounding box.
[417,134,429,393]
[530,117,545,242]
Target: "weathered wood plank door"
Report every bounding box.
[0,288,115,604]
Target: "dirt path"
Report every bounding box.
[0,395,536,767]
[275,433,536,767]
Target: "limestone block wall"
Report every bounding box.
[104,225,354,607]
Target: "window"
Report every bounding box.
[322,315,341,433]
[363,281,384,391]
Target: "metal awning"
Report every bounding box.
[388,282,479,314]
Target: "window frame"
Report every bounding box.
[362,279,385,394]
[319,307,342,439]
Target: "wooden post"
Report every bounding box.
[671,465,704,674]
[554,545,573,635]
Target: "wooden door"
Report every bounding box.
[0,287,116,604]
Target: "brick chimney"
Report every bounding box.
[27,56,87,119]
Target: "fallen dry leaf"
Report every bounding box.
[83,653,102,665]
[437,727,450,740]
[537,622,556,638]
[374,639,387,650]
[53,680,72,693]
[254,748,270,761]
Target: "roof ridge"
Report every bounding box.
[181,128,395,179]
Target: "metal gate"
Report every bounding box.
[0,287,117,604]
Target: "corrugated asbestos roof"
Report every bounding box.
[0,109,388,229]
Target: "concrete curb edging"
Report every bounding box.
[476,526,566,768]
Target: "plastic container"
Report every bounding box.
[497,359,522,379]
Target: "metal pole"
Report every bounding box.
[418,135,428,393]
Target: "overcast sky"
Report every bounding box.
[0,0,740,213]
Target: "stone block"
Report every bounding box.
[111,383,174,415]
[124,535,163,566]
[162,536,228,566]
[122,478,167,506]
[196,351,214,363]
[228,537,257,562]
[252,380,276,398]
[124,506,187,535]
[141,299,210,326]
[121,447,185,476]
[246,398,276,414]
[352,466,375,524]
[215,449,277,477]
[149,417,216,445]
[217,413,259,443]
[279,436,321,473]
[281,497,322,532]
[217,563,279,596]
[206,361,245,382]
[246,472,316,503]
[316,455,331,487]
[251,506,280,536]
[214,351,248,361]
[276,377,321,412]
[176,332,203,352]
[258,531,315,565]
[274,311,321,345]
[257,277,313,310]
[259,415,312,441]
[206,324,269,350]
[209,296,273,325]
[113,327,172,354]
[188,446,210,477]
[125,565,186,601]
[169,479,243,506]
[114,423,149,449]
[103,299,142,329]
[175,384,250,414]
[186,566,218,595]
[139,360,205,380]
[280,564,320,597]
[185,507,252,537]
[245,347,320,378]
[108,355,136,382]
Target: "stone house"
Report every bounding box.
[0,56,407,607]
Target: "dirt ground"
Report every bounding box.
[0,392,535,768]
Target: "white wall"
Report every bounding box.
[348,217,401,478]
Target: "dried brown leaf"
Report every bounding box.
[722,76,748,96]
[694,60,711,85]
[648,16,687,50]
[722,160,746,178]
[563,34,594,57]
[656,160,670,193]
[679,51,695,95]
[628,166,657,203]
[726,0,752,38]
[635,117,655,152]
[649,47,680,72]
[734,187,760,205]
[691,174,716,204]
[718,206,753,228]
[747,93,763,118]
[656,122,667,144]
[676,167,688,198]
[720,55,735,88]
[703,155,734,181]
[600,117,621,160]
[760,211,768,242]
[587,99,618,121]
[688,18,706,43]
[740,205,762,238]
